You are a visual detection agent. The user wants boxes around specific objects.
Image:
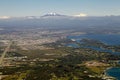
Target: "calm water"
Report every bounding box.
[67,34,120,55]
[67,34,120,80]
[106,67,120,80]
[67,34,120,45]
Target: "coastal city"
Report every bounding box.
[0,27,119,80]
[0,0,120,80]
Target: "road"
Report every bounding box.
[0,41,12,66]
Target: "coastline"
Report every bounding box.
[103,67,117,80]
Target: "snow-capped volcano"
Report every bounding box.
[42,12,65,17]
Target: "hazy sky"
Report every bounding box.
[0,0,120,17]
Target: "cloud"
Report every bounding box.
[0,16,11,19]
[74,13,87,17]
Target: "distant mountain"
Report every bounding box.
[41,12,66,17]
[12,13,67,19]
[0,14,120,34]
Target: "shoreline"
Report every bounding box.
[103,67,117,80]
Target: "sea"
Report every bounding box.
[67,34,120,80]
[106,67,120,80]
[67,34,120,45]
[67,34,120,55]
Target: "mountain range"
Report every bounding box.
[0,13,120,34]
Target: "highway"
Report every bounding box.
[0,41,12,66]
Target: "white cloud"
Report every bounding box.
[74,13,87,17]
[0,16,11,19]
